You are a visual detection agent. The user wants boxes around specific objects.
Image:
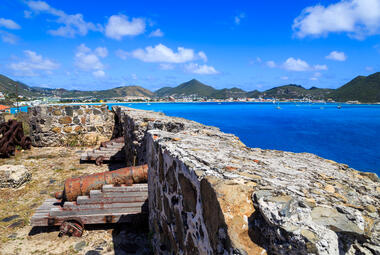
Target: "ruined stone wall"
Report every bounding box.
[117,106,380,255]
[28,105,114,147]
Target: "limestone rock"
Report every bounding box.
[115,106,380,255]
[0,165,31,188]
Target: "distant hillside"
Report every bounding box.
[0,74,38,97]
[57,86,153,98]
[2,72,380,102]
[154,79,248,98]
[261,84,334,100]
[332,72,380,103]
[0,74,153,99]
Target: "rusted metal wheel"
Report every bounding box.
[21,136,32,149]
[95,156,105,166]
[1,141,15,157]
[58,220,84,237]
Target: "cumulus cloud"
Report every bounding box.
[326,51,347,61]
[280,58,328,71]
[266,60,276,68]
[0,31,18,44]
[234,13,245,25]
[0,18,21,29]
[281,76,289,80]
[27,1,101,37]
[310,72,322,81]
[92,70,105,78]
[366,66,374,71]
[75,44,107,77]
[293,0,380,39]
[9,50,59,76]
[94,47,108,58]
[198,51,207,62]
[131,44,198,63]
[149,28,163,37]
[115,49,129,60]
[159,63,174,70]
[314,64,328,70]
[283,57,310,71]
[105,14,145,40]
[185,63,219,74]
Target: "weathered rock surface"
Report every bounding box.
[116,106,380,255]
[28,105,114,147]
[0,165,31,188]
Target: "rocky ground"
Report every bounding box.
[0,147,151,255]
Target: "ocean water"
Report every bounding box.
[13,102,380,175]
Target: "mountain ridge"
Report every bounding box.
[1,72,380,102]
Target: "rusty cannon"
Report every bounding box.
[0,119,31,157]
[55,164,148,201]
[31,165,149,237]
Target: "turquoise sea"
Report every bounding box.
[13,103,380,175]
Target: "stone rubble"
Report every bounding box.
[0,164,31,188]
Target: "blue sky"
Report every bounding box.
[0,0,380,91]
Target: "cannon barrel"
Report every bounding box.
[55,164,148,202]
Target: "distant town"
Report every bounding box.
[1,71,380,113]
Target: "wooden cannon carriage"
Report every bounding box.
[31,165,148,237]
[80,137,125,166]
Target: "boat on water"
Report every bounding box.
[337,105,342,109]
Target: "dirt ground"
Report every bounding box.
[0,147,151,255]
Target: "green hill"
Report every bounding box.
[2,72,380,102]
[0,74,37,97]
[261,84,333,100]
[154,79,248,98]
[0,74,153,99]
[332,72,380,103]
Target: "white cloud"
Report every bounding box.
[131,73,137,80]
[310,72,322,80]
[75,44,107,77]
[149,28,163,37]
[131,44,197,63]
[266,60,276,68]
[9,50,59,76]
[281,76,289,80]
[94,47,108,58]
[159,63,174,70]
[234,13,245,25]
[198,51,207,62]
[115,49,129,60]
[92,70,105,78]
[0,31,18,44]
[256,57,262,63]
[27,1,101,37]
[283,57,310,71]
[0,18,21,29]
[293,0,380,39]
[105,14,145,40]
[365,66,374,71]
[314,64,328,70]
[326,51,347,61]
[185,63,219,74]
[24,11,32,18]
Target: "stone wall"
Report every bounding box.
[28,105,114,147]
[117,106,380,255]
